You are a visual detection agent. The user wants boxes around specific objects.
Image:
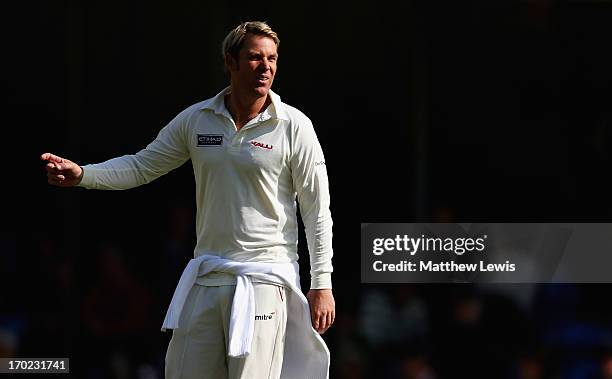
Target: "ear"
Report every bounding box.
[224,53,238,72]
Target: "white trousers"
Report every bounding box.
[165,283,288,379]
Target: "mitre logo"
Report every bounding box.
[255,311,275,321]
[250,140,273,150]
[197,134,223,146]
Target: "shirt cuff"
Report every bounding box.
[77,165,96,188]
[310,273,332,289]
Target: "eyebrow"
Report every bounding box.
[246,51,278,58]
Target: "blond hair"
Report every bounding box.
[222,21,280,63]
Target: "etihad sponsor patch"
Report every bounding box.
[197,134,223,146]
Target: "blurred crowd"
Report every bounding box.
[331,282,612,379]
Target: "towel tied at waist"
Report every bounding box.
[161,254,330,379]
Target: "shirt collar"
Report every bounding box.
[199,86,290,121]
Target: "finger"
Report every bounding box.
[326,312,333,329]
[47,171,66,181]
[315,313,326,333]
[320,313,330,331]
[311,312,320,330]
[46,163,61,174]
[308,301,318,329]
[40,153,65,163]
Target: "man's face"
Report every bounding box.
[227,34,278,98]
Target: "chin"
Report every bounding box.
[253,86,270,97]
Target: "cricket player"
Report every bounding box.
[41,21,335,379]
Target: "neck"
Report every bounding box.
[225,87,271,130]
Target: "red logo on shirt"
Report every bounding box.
[250,140,273,150]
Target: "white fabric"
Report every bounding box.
[77,87,333,289]
[162,254,330,378]
[165,284,288,379]
[229,274,254,356]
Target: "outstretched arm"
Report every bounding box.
[41,109,191,190]
[41,153,84,187]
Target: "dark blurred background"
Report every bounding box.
[4,0,612,378]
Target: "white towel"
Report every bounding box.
[161,254,330,378]
[228,273,254,356]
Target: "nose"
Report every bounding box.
[261,58,271,71]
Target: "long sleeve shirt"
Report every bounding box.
[78,87,333,289]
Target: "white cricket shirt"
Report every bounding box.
[78,87,333,289]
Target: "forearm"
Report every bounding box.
[304,211,334,289]
[79,130,190,190]
[78,152,180,190]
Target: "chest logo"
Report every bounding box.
[250,140,273,150]
[197,134,223,146]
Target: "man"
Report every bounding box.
[41,21,334,379]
